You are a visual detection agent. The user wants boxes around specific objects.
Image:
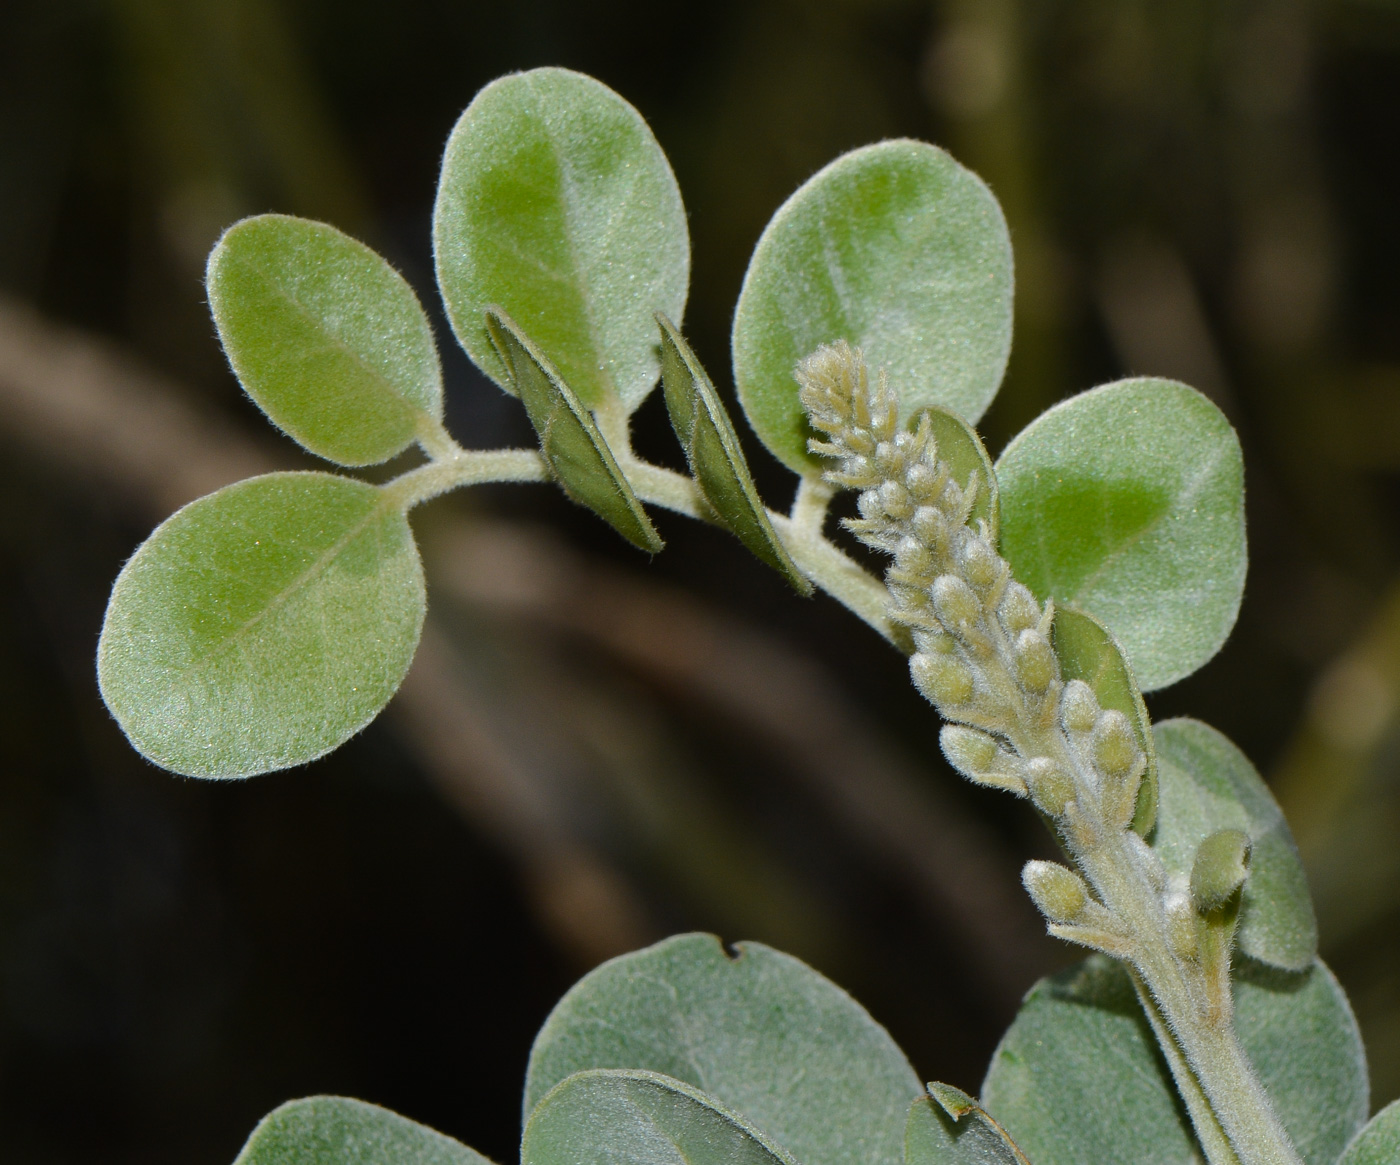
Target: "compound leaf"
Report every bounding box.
[487,309,662,552]
[1338,1101,1400,1165]
[906,1090,1030,1165]
[524,933,921,1165]
[98,472,425,779]
[234,1096,493,1165]
[981,955,1367,1165]
[208,214,442,466]
[434,67,689,413]
[656,313,809,593]
[996,379,1246,692]
[733,139,1012,476]
[1153,718,1317,971]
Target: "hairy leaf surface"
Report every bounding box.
[234,1096,492,1165]
[1338,1101,1400,1165]
[906,1090,1029,1165]
[925,407,999,540]
[98,472,425,778]
[996,379,1246,691]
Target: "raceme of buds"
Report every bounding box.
[1022,860,1089,925]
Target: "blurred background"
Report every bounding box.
[3,0,1400,1160]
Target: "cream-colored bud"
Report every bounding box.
[1061,679,1100,733]
[932,575,981,627]
[1015,629,1057,694]
[940,725,999,777]
[999,583,1040,634]
[1026,757,1074,816]
[913,627,955,655]
[911,652,975,706]
[1023,860,1089,925]
[905,460,942,501]
[879,479,913,520]
[1092,710,1138,777]
[960,536,1001,590]
[895,537,933,579]
[846,430,875,455]
[874,441,901,476]
[911,506,949,550]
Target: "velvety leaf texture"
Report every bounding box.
[925,406,999,540]
[1338,1100,1400,1165]
[996,378,1246,692]
[982,955,1367,1165]
[208,215,442,466]
[732,139,1013,475]
[234,1096,493,1165]
[434,67,689,412]
[97,472,425,779]
[524,933,921,1165]
[1153,718,1318,970]
[906,1092,1029,1165]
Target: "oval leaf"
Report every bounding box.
[487,309,662,553]
[525,1069,794,1165]
[208,215,443,466]
[732,139,1012,476]
[98,472,425,778]
[1338,1100,1400,1165]
[1053,606,1158,835]
[907,1090,1030,1165]
[996,378,1246,692]
[926,407,999,540]
[981,955,1368,1165]
[656,314,809,593]
[434,67,689,412]
[234,1096,494,1165]
[525,933,921,1165]
[1153,718,1317,970]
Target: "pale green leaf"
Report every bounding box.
[487,309,662,553]
[906,1091,1030,1165]
[1153,718,1317,970]
[524,933,921,1165]
[233,1096,493,1165]
[98,472,425,779]
[434,67,689,413]
[524,1069,795,1165]
[981,955,1368,1165]
[925,407,998,540]
[656,313,809,593]
[732,139,1012,476]
[996,378,1246,691]
[208,214,442,466]
[1052,606,1157,834]
[1338,1100,1400,1165]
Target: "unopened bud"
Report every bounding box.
[911,652,975,706]
[1061,680,1100,733]
[874,441,902,476]
[1023,860,1089,925]
[999,583,1040,634]
[1190,829,1252,913]
[1026,757,1074,816]
[932,575,981,627]
[911,505,949,550]
[894,537,933,579]
[879,479,913,520]
[960,536,1001,590]
[1015,629,1057,694]
[905,460,942,501]
[1092,710,1138,778]
[940,725,999,777]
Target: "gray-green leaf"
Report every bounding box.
[732,139,1012,477]
[1154,718,1317,970]
[1338,1100,1400,1165]
[996,378,1246,692]
[434,67,689,413]
[97,472,425,779]
[656,313,809,593]
[208,215,443,466]
[524,933,921,1165]
[1052,606,1157,834]
[906,1090,1030,1165]
[233,1096,493,1165]
[981,955,1367,1165]
[486,309,662,553]
[925,407,999,540]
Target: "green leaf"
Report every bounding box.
[524,933,921,1165]
[208,214,442,467]
[732,139,1012,476]
[1052,606,1157,834]
[926,407,999,540]
[486,309,662,553]
[1153,718,1318,970]
[524,1069,795,1165]
[1338,1100,1400,1165]
[434,67,689,413]
[981,955,1368,1165]
[996,378,1246,692]
[233,1096,493,1165]
[906,1091,1030,1165]
[656,313,809,593]
[97,472,425,779]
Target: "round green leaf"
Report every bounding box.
[996,378,1246,691]
[732,139,1013,476]
[434,67,689,413]
[524,933,921,1165]
[234,1096,493,1165]
[524,1070,795,1165]
[1153,718,1318,971]
[98,472,425,779]
[1338,1100,1400,1165]
[208,215,443,466]
[981,955,1368,1165]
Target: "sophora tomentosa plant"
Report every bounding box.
[94,67,1400,1165]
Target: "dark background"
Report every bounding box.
[4,1,1400,1161]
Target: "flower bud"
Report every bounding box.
[1026,757,1074,816]
[1060,680,1100,733]
[960,536,1001,590]
[932,575,980,627]
[911,506,949,550]
[905,460,943,501]
[911,652,975,706]
[941,726,1027,795]
[874,440,902,477]
[1015,629,1057,694]
[1023,860,1089,925]
[999,583,1040,635]
[1190,829,1252,913]
[894,537,933,579]
[879,479,913,520]
[1092,710,1138,777]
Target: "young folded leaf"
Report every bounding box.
[906,1088,1030,1165]
[233,1096,493,1165]
[656,314,809,594]
[208,215,444,466]
[486,309,662,553]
